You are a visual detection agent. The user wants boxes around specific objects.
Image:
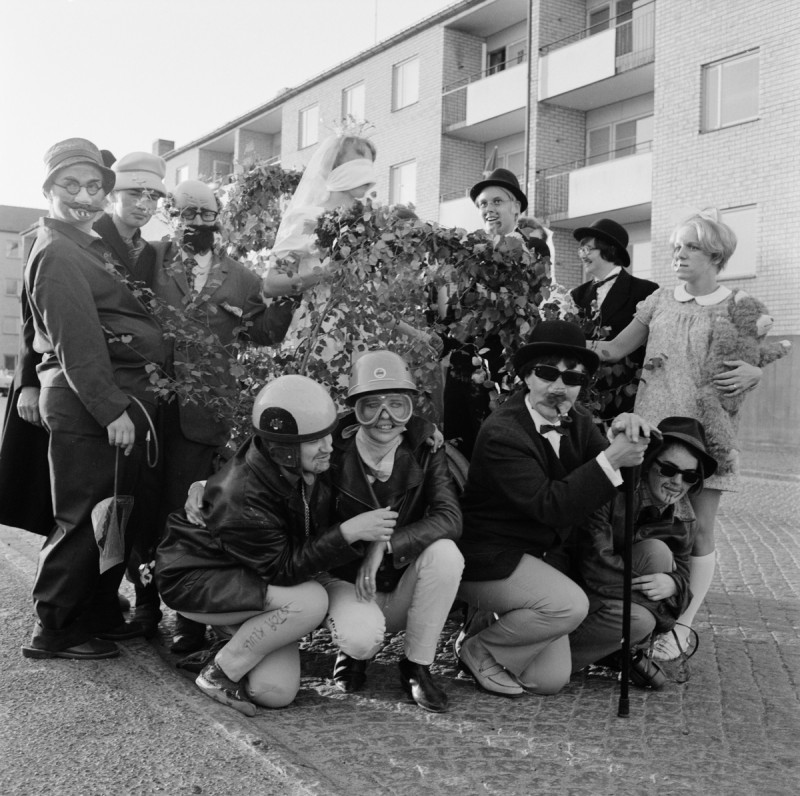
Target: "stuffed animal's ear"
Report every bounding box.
[734,289,749,304]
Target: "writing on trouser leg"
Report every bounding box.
[242,603,296,650]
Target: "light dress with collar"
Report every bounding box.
[633,283,738,490]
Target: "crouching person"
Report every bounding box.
[569,417,717,685]
[156,375,398,716]
[322,351,464,713]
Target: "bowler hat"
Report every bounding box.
[645,416,718,480]
[470,168,528,213]
[42,138,115,195]
[572,218,630,267]
[512,320,599,376]
[113,152,167,195]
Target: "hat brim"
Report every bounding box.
[513,342,599,376]
[44,158,116,195]
[112,173,167,195]
[573,225,630,266]
[645,431,718,478]
[470,179,528,213]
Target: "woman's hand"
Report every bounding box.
[16,385,41,426]
[106,411,136,456]
[185,481,207,527]
[340,507,398,544]
[354,541,385,602]
[632,573,677,601]
[713,359,762,397]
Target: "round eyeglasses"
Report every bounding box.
[53,179,104,196]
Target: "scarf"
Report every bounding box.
[354,426,404,483]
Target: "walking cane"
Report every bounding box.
[618,464,640,718]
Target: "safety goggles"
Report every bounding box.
[354,393,414,427]
[653,458,701,485]
[530,364,589,388]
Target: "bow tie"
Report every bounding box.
[539,423,568,437]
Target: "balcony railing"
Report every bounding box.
[534,140,652,219]
[540,0,655,71]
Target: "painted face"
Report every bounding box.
[523,359,586,421]
[671,226,718,285]
[578,237,614,281]
[112,189,160,229]
[299,434,333,475]
[47,163,106,228]
[646,443,700,506]
[475,186,519,235]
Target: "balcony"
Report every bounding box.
[535,145,652,226]
[538,2,655,111]
[442,58,528,142]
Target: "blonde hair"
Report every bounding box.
[671,209,737,270]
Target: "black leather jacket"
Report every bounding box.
[328,413,462,592]
[155,434,357,613]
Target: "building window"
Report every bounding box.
[299,104,319,149]
[586,115,653,164]
[5,278,21,296]
[175,165,188,184]
[392,57,419,111]
[702,51,759,132]
[487,48,506,75]
[212,160,233,181]
[5,241,20,259]
[390,160,416,205]
[2,316,18,335]
[719,205,757,280]
[588,5,610,33]
[3,354,15,371]
[342,82,366,122]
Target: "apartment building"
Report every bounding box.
[159,0,799,444]
[0,206,45,372]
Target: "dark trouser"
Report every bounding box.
[127,398,217,608]
[32,386,155,648]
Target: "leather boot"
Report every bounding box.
[398,657,448,713]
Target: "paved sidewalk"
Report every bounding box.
[2,471,799,795]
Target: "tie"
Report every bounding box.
[540,423,567,436]
[588,273,617,303]
[184,257,198,295]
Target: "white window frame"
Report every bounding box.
[390,160,417,205]
[702,50,759,132]
[586,115,653,165]
[298,104,320,149]
[342,82,366,122]
[392,57,419,111]
[718,205,758,280]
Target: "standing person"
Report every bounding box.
[320,350,463,713]
[455,320,652,697]
[156,376,399,715]
[592,210,772,659]
[20,138,165,660]
[148,179,296,654]
[569,416,717,682]
[441,168,544,458]
[570,218,658,420]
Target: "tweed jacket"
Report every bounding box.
[458,391,620,581]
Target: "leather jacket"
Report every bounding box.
[155,434,357,613]
[328,413,462,592]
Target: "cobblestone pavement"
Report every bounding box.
[2,471,799,795]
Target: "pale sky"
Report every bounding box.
[0,0,458,209]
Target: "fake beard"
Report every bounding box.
[180,223,217,254]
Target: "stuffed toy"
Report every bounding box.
[697,289,791,471]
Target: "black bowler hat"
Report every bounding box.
[645,416,718,483]
[470,168,528,213]
[512,320,599,376]
[573,218,630,267]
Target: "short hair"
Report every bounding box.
[643,441,705,496]
[580,236,627,267]
[670,209,737,271]
[332,136,377,169]
[518,353,582,386]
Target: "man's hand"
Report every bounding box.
[185,481,207,526]
[106,410,136,456]
[632,572,677,601]
[17,386,41,426]
[354,541,384,602]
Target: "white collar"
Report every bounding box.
[594,266,622,284]
[673,283,731,306]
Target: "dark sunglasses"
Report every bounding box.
[531,364,589,388]
[654,458,701,484]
